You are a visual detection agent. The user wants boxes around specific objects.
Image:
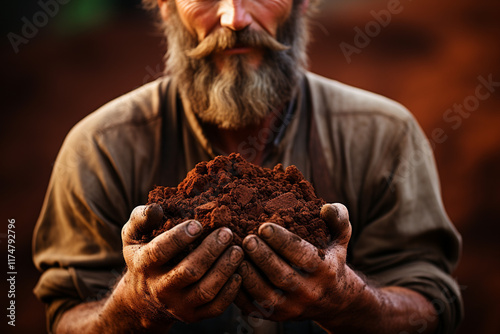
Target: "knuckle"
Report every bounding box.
[213,265,230,281]
[301,286,322,304]
[253,247,273,264]
[258,293,280,309]
[180,265,202,282]
[243,276,259,291]
[196,286,217,303]
[276,272,296,289]
[204,234,227,258]
[242,272,261,292]
[170,228,190,249]
[144,239,167,264]
[253,297,280,318]
[205,245,222,260]
[191,243,224,268]
[295,247,315,267]
[270,229,291,251]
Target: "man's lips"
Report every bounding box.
[222,46,254,55]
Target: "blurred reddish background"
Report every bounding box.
[1,0,499,333]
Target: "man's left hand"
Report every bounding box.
[235,203,357,322]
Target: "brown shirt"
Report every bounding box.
[33,72,463,333]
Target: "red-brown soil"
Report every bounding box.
[146,153,329,257]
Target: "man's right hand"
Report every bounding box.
[118,203,243,329]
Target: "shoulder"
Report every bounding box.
[305,71,413,125]
[49,78,174,220]
[72,77,172,137]
[61,77,173,155]
[54,77,174,184]
[304,72,428,184]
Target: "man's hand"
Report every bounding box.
[234,203,353,322]
[235,203,439,333]
[120,204,244,327]
[56,204,244,333]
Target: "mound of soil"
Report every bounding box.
[146,153,330,259]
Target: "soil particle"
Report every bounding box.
[146,153,330,260]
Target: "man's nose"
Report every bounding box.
[220,0,252,31]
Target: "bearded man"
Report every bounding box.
[33,0,463,333]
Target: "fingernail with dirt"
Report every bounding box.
[187,220,202,236]
[244,237,258,252]
[218,228,232,244]
[260,224,274,239]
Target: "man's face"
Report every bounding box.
[174,0,294,70]
[160,0,308,129]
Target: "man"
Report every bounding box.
[33,0,463,333]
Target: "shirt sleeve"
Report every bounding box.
[32,91,164,333]
[32,123,128,333]
[349,116,463,334]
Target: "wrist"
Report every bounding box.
[314,266,382,332]
[104,272,176,332]
[314,268,438,334]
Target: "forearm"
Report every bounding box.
[316,267,438,334]
[55,276,175,334]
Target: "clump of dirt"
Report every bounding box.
[146,153,330,261]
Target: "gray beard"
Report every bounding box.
[163,2,308,129]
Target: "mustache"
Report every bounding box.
[185,27,290,60]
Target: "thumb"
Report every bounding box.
[320,203,352,246]
[122,203,164,245]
